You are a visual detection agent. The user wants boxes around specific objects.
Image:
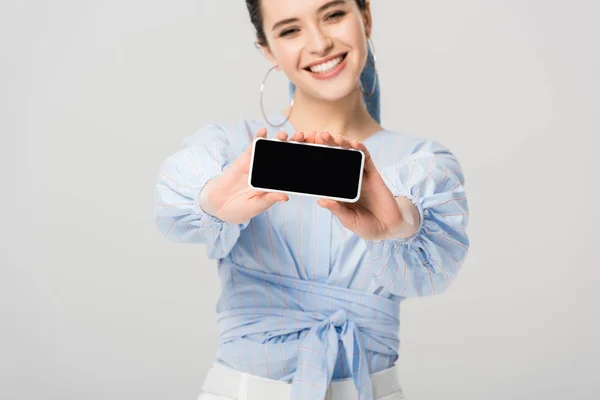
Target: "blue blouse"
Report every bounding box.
[153,113,470,400]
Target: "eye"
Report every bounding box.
[326,10,346,21]
[280,28,299,37]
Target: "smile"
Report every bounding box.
[304,53,348,74]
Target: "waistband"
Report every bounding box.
[216,265,402,399]
[201,361,405,400]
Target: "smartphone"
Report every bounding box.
[248,137,365,203]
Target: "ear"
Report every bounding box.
[257,41,280,70]
[362,0,373,38]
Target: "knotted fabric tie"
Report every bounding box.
[216,265,401,400]
[292,308,373,400]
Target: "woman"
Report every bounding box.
[154,1,470,399]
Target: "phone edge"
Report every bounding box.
[247,136,365,203]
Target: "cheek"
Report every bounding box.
[274,44,303,71]
[333,19,367,52]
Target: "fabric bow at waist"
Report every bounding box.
[217,265,401,400]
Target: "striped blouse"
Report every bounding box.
[153,113,470,400]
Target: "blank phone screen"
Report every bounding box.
[250,138,363,200]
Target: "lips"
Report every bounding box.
[303,52,349,81]
[303,53,348,73]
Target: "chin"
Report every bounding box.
[308,76,362,103]
[313,84,359,102]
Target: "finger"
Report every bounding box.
[337,136,352,149]
[351,140,377,173]
[351,140,371,159]
[250,189,288,201]
[276,130,288,141]
[246,127,267,154]
[255,127,268,138]
[239,128,267,163]
[236,127,268,173]
[290,130,305,142]
[317,199,353,226]
[265,191,289,202]
[305,130,317,144]
[253,191,289,211]
[315,131,326,145]
[321,131,337,147]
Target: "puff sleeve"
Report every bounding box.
[370,140,470,297]
[153,123,248,259]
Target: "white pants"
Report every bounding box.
[197,362,406,400]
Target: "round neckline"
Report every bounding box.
[271,112,389,143]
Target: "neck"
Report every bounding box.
[281,87,382,142]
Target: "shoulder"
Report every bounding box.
[374,128,466,184]
[180,116,271,150]
[377,128,454,159]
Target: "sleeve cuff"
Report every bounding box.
[191,176,227,226]
[388,191,425,245]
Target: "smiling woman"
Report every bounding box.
[254,0,375,113]
[153,1,470,399]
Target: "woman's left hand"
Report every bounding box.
[299,131,411,241]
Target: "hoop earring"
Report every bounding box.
[360,38,378,98]
[260,65,294,128]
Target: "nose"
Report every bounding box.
[306,25,333,55]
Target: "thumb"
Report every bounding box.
[235,127,267,174]
[318,199,353,225]
[253,191,289,212]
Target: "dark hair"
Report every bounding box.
[246,0,367,46]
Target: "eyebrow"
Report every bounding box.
[271,0,347,31]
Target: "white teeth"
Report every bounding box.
[309,55,344,73]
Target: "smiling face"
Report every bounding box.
[259,0,372,102]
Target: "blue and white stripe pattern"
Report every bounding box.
[154,115,470,399]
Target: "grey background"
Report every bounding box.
[2,0,598,399]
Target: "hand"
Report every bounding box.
[199,128,293,224]
[308,132,407,241]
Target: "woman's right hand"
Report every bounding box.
[198,128,304,224]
